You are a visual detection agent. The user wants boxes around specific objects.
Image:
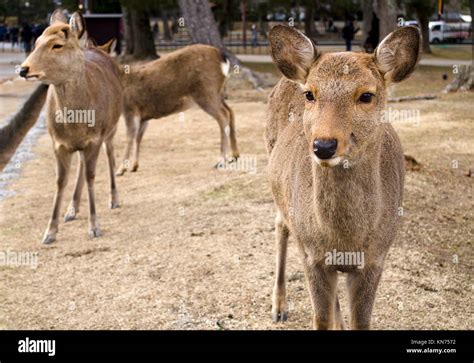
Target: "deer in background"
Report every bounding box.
[115,44,239,176]
[19,10,123,244]
[0,84,49,171]
[266,25,420,329]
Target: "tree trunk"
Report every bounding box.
[418,14,431,54]
[122,5,134,55]
[178,0,263,88]
[362,0,374,41]
[304,2,316,39]
[0,84,49,171]
[122,4,157,60]
[443,65,474,92]
[376,0,397,39]
[131,7,158,60]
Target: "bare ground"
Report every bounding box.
[0,67,472,330]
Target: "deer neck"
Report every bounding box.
[311,128,383,240]
[50,68,88,111]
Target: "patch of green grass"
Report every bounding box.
[424,45,473,61]
[391,66,451,97]
[243,62,281,77]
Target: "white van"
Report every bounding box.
[429,21,470,43]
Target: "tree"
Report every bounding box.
[177,0,262,87]
[0,84,49,171]
[120,0,157,60]
[303,0,317,39]
[0,0,55,23]
[362,0,374,41]
[375,0,397,40]
[406,0,437,54]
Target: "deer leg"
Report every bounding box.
[116,112,138,176]
[303,261,338,330]
[64,152,85,222]
[42,146,72,244]
[105,139,120,209]
[193,95,231,167]
[222,100,239,160]
[346,264,383,330]
[335,295,345,330]
[271,211,290,322]
[131,120,149,172]
[83,144,102,239]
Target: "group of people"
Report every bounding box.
[0,23,46,55]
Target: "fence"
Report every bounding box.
[153,20,362,55]
[154,25,271,55]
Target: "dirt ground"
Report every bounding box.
[0,65,472,330]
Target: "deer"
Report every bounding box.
[115,44,239,176]
[266,25,420,329]
[0,83,49,171]
[19,10,123,244]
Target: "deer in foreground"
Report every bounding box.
[266,25,420,329]
[19,10,123,244]
[115,44,239,176]
[0,84,49,171]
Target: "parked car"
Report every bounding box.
[429,21,469,43]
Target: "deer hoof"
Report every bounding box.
[109,201,120,210]
[88,228,102,239]
[271,311,288,322]
[214,160,226,169]
[115,167,126,176]
[64,211,77,223]
[42,233,56,245]
[131,164,139,172]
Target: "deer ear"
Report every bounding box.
[86,37,97,48]
[375,26,421,83]
[99,38,118,55]
[50,8,68,25]
[69,12,86,40]
[269,25,318,84]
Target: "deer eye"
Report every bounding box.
[359,93,374,103]
[304,91,315,102]
[52,44,63,50]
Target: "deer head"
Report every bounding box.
[19,10,87,85]
[269,25,420,167]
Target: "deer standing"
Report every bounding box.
[19,10,123,244]
[266,25,420,329]
[115,44,239,175]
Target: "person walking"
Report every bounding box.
[9,26,19,51]
[21,23,34,55]
[251,24,258,47]
[342,19,359,51]
[0,23,6,52]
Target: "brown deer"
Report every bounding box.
[266,25,420,329]
[0,84,49,171]
[19,10,123,244]
[115,44,239,175]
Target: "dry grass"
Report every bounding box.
[0,66,472,330]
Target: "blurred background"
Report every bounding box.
[0,0,472,58]
[0,1,472,330]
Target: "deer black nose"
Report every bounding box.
[313,139,338,160]
[19,67,29,78]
